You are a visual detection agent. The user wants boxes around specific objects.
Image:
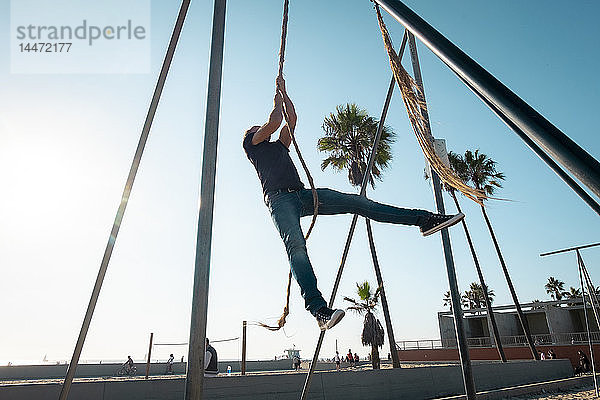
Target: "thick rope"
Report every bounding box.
[374,5,485,204]
[259,0,319,331]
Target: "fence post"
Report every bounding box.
[145,332,153,379]
[241,321,247,376]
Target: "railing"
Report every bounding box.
[397,331,600,350]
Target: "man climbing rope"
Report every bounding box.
[243,76,464,331]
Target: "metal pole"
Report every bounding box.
[366,219,401,368]
[582,261,600,318]
[241,321,247,376]
[541,242,600,257]
[185,1,226,399]
[578,257,599,397]
[374,0,600,203]
[579,252,600,339]
[407,32,476,399]
[58,2,191,399]
[480,204,538,360]
[450,192,506,362]
[299,38,408,400]
[145,332,154,379]
[362,31,408,370]
[453,71,600,216]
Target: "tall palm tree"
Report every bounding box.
[460,149,538,360]
[545,277,566,301]
[319,103,400,367]
[318,103,394,188]
[344,281,385,370]
[436,151,507,361]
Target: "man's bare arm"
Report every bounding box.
[252,92,284,145]
[276,76,296,148]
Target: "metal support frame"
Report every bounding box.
[374,0,600,212]
[407,32,476,399]
[300,36,410,400]
[450,191,506,362]
[185,1,226,399]
[541,243,600,397]
[57,2,191,399]
[578,261,599,397]
[364,30,409,371]
[479,204,538,360]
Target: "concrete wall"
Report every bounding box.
[526,312,550,335]
[545,307,575,334]
[0,360,296,381]
[439,314,456,341]
[494,312,521,336]
[0,360,573,400]
[570,309,599,332]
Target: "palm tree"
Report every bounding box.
[443,290,452,310]
[437,151,506,361]
[462,282,495,311]
[545,277,566,301]
[459,149,538,360]
[344,281,385,369]
[531,300,545,310]
[318,103,395,188]
[462,289,476,310]
[319,103,400,367]
[463,282,495,310]
[565,286,582,307]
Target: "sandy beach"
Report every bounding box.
[508,385,595,399]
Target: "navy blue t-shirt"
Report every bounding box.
[243,132,304,196]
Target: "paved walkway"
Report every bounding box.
[511,385,597,399]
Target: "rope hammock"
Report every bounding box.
[374,4,485,204]
[258,0,319,331]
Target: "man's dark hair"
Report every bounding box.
[245,125,261,137]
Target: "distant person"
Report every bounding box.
[243,76,464,331]
[548,349,557,360]
[166,354,174,374]
[119,355,136,376]
[347,349,354,367]
[354,353,359,364]
[205,338,218,377]
[575,350,590,375]
[539,351,546,360]
[334,351,341,372]
[293,355,301,371]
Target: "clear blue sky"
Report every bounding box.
[0,0,599,364]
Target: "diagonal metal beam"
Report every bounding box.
[374,0,600,212]
[58,2,191,399]
[299,32,409,400]
[406,31,476,400]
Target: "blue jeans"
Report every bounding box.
[265,188,431,315]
